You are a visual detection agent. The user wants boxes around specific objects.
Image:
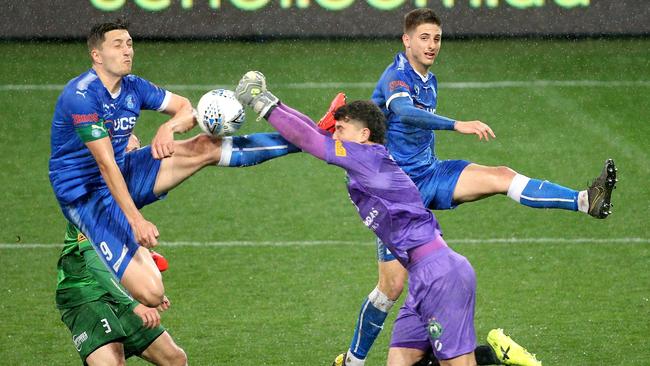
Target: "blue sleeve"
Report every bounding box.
[389,97,456,131]
[133,76,169,111]
[377,68,412,109]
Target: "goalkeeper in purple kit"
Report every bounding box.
[315,8,617,366]
[234,70,525,366]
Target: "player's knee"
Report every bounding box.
[489,166,517,192]
[141,293,164,308]
[166,346,188,366]
[377,277,404,300]
[134,285,165,308]
[494,166,516,179]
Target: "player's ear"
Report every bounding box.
[90,48,101,64]
[362,127,371,143]
[402,33,410,49]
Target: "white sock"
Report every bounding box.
[577,190,589,213]
[217,136,233,166]
[345,351,366,366]
[507,173,530,202]
[368,287,396,313]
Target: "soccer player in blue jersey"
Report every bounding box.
[312,8,618,366]
[234,70,540,366]
[49,20,298,308]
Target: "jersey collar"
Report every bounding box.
[397,52,432,83]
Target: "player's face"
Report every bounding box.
[93,29,134,77]
[402,23,442,74]
[333,119,370,144]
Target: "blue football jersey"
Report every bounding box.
[371,52,441,178]
[49,69,170,204]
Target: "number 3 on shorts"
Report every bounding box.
[100,318,112,334]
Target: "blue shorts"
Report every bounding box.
[413,159,471,210]
[61,146,164,279]
[390,247,477,360]
[377,159,470,262]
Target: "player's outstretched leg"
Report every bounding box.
[503,159,617,218]
[235,71,278,117]
[586,158,617,219]
[487,328,541,366]
[219,133,301,167]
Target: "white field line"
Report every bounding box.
[1,80,650,92]
[1,237,648,249]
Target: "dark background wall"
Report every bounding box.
[2,0,648,39]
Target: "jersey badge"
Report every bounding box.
[76,232,88,243]
[335,140,347,157]
[126,94,135,109]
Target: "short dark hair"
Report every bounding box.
[334,100,386,144]
[87,19,129,52]
[404,8,441,34]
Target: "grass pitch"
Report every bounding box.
[0,38,649,365]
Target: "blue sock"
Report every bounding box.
[348,288,395,360]
[508,174,578,211]
[219,132,300,167]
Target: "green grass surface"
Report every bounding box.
[0,39,649,364]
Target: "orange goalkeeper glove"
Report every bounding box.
[317,92,347,133]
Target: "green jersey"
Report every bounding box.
[55,223,134,309]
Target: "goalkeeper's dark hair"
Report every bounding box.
[334,100,386,144]
[87,19,130,52]
[404,8,441,34]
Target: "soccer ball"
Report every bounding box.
[196,89,245,137]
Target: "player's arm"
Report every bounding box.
[389,96,495,140]
[86,137,159,247]
[150,93,196,159]
[71,91,159,247]
[267,105,329,161]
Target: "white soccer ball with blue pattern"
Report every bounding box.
[196,89,245,137]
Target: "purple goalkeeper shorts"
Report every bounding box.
[390,246,477,360]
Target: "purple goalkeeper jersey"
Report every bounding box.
[324,138,442,266]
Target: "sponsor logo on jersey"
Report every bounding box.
[73,331,88,351]
[363,208,380,230]
[72,113,99,125]
[77,232,88,243]
[335,140,347,157]
[113,116,137,132]
[389,80,410,92]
